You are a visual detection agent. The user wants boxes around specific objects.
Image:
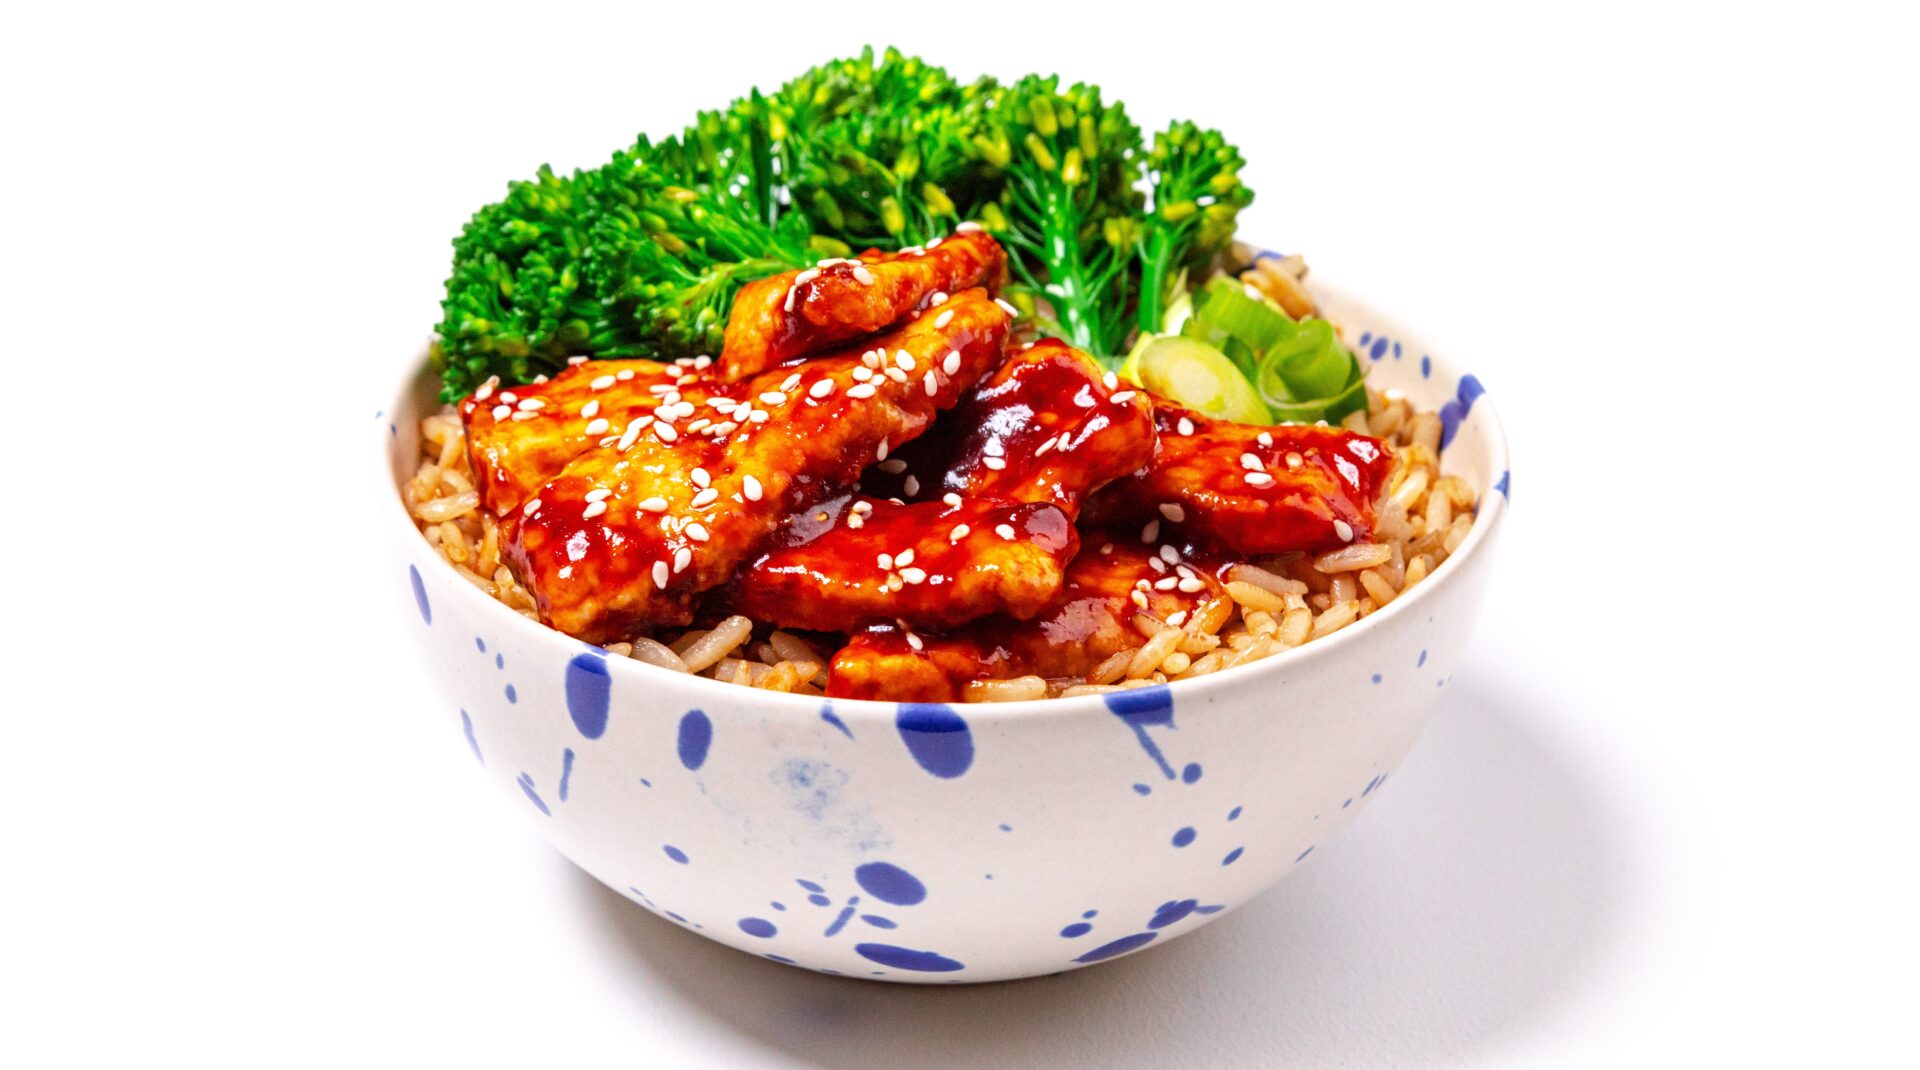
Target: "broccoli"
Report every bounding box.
[1134,121,1253,336]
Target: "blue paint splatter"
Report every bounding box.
[504,683,517,704]
[820,703,853,739]
[896,704,974,778]
[665,912,687,924]
[854,862,927,906]
[516,773,550,816]
[1182,762,1203,784]
[495,652,504,670]
[823,900,859,938]
[1074,933,1157,964]
[807,893,832,907]
[459,710,483,764]
[771,902,786,911]
[796,879,824,893]
[1438,374,1487,450]
[1421,354,1432,378]
[408,565,431,624]
[1228,806,1242,821]
[1149,900,1199,929]
[558,748,575,801]
[854,943,966,972]
[1496,469,1510,497]
[1393,341,1403,359]
[1296,846,1315,862]
[1359,331,1373,347]
[765,954,796,965]
[1223,847,1244,866]
[475,637,486,652]
[1172,827,1197,848]
[1060,922,1092,938]
[1370,336,1389,361]
[737,917,777,938]
[1363,774,1383,796]
[1083,909,1098,919]
[677,709,712,771]
[565,652,611,739]
[1104,686,1178,780]
[861,914,897,929]
[1417,649,1428,668]
[663,845,689,864]
[1372,673,1383,684]
[639,778,651,788]
[1133,783,1152,796]
[999,823,1013,832]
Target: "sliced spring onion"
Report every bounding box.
[1133,335,1271,424]
[1255,318,1368,424]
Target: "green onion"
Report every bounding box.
[1131,335,1272,424]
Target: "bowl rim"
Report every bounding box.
[378,278,1508,721]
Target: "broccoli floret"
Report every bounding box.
[1134,121,1253,336]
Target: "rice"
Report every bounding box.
[404,368,1480,701]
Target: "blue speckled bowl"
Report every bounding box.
[376,277,1508,983]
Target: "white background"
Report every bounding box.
[5,2,1916,1066]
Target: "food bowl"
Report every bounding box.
[376,276,1508,984]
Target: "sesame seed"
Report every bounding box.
[1140,520,1160,543]
[510,410,537,421]
[846,383,877,399]
[584,417,610,436]
[582,501,608,520]
[877,553,894,570]
[851,501,874,514]
[949,524,970,541]
[652,561,670,587]
[995,524,1016,540]
[1155,576,1179,591]
[743,475,763,501]
[847,514,865,529]
[637,497,668,513]
[1246,472,1275,488]
[693,355,711,370]
[955,221,983,233]
[895,548,915,567]
[853,266,876,284]
[685,419,710,432]
[906,631,925,651]
[1286,452,1304,468]
[780,373,802,392]
[1240,452,1265,471]
[783,287,798,312]
[616,370,635,381]
[1166,610,1189,628]
[886,367,909,383]
[894,350,916,371]
[809,379,834,399]
[522,497,541,515]
[1103,372,1119,390]
[1335,519,1355,542]
[491,404,511,421]
[649,384,675,396]
[1178,577,1206,594]
[934,310,954,329]
[793,268,820,286]
[924,371,939,396]
[584,488,612,503]
[567,355,589,366]
[591,375,615,390]
[994,297,1019,316]
[900,567,927,585]
[885,574,904,592]
[673,547,692,573]
[759,391,787,406]
[982,457,1006,470]
[748,410,768,424]
[1149,557,1168,573]
[862,350,882,369]
[1176,417,1195,436]
[852,367,874,382]
[928,291,949,306]
[942,493,962,508]
[474,376,499,401]
[685,523,709,542]
[580,400,600,418]
[1130,590,1149,609]
[904,474,921,496]
[1159,503,1186,523]
[876,441,890,462]
[692,468,710,488]
[499,392,518,404]
[1110,390,1136,404]
[942,350,962,376]
[1257,431,1274,447]
[691,488,719,508]
[617,422,643,451]
[654,422,678,443]
[516,397,544,411]
[928,237,943,249]
[1159,545,1180,564]
[1035,438,1056,458]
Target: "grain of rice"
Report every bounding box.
[1312,600,1359,638]
[1330,574,1357,603]
[1128,627,1184,678]
[1090,649,1135,685]
[680,615,752,672]
[1228,562,1308,596]
[1225,580,1289,615]
[967,675,1049,702]
[619,636,690,672]
[1359,568,1398,605]
[1060,683,1123,697]
[1278,605,1312,647]
[1313,543,1393,573]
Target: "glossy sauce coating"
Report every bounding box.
[726,496,1078,632]
[858,338,1155,514]
[503,289,1011,641]
[718,228,1007,382]
[460,359,688,516]
[827,539,1227,701]
[1086,402,1391,556]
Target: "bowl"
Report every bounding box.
[375,276,1509,983]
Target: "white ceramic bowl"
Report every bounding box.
[376,277,1508,984]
